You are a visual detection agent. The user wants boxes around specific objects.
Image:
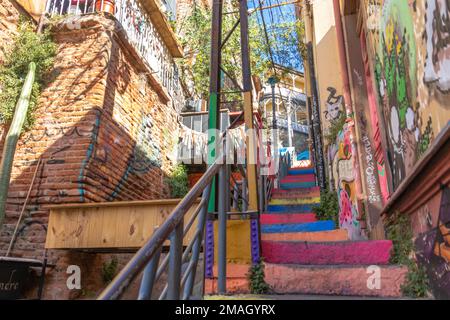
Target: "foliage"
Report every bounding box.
[102,257,119,284]
[176,2,301,100]
[312,190,339,226]
[0,19,56,129]
[247,260,270,294]
[167,164,189,198]
[385,213,414,265]
[325,112,346,144]
[385,212,430,298]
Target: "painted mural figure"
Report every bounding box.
[423,0,450,92]
[375,0,421,189]
[324,87,344,121]
[416,187,450,299]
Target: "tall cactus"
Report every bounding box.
[0,62,36,228]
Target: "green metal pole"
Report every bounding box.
[0,62,36,228]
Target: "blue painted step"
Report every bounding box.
[268,203,318,213]
[288,168,315,175]
[261,220,335,234]
[280,181,317,189]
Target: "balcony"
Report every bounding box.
[44,0,184,111]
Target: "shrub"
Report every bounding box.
[385,212,430,298]
[247,261,270,294]
[0,19,56,129]
[167,164,189,198]
[312,190,339,227]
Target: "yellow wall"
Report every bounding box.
[311,0,345,137]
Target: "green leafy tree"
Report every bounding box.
[176,2,301,100]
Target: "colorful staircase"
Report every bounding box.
[261,166,407,298]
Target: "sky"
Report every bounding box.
[248,0,304,72]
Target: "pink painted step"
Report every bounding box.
[265,263,407,298]
[260,213,317,225]
[280,174,316,183]
[262,240,393,265]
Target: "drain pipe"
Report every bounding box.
[332,0,365,219]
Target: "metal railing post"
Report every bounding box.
[242,176,248,212]
[138,246,161,300]
[182,184,212,300]
[217,164,227,294]
[167,221,183,300]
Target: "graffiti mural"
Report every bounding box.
[416,187,450,299]
[324,87,344,121]
[374,0,424,189]
[423,0,450,93]
[329,125,363,240]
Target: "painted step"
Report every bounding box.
[271,188,320,200]
[262,240,393,265]
[288,168,315,175]
[268,203,318,213]
[205,264,250,295]
[280,181,317,189]
[280,174,316,183]
[261,220,335,234]
[265,263,407,298]
[260,213,317,225]
[272,186,320,193]
[269,197,321,205]
[261,229,348,242]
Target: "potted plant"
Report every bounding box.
[95,0,115,15]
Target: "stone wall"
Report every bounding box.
[0,14,181,299]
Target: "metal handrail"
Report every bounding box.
[98,151,224,300]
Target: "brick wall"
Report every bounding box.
[0,14,182,299]
[0,0,21,64]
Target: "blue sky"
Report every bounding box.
[248,0,304,72]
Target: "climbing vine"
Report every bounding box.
[325,112,346,144]
[385,212,430,298]
[0,19,56,130]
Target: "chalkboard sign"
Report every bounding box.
[0,257,42,300]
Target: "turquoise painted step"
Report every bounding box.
[280,181,317,189]
[268,203,318,213]
[261,220,335,234]
[288,168,315,175]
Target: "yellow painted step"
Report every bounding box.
[261,229,349,242]
[269,197,321,205]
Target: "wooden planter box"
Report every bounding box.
[45,199,201,251]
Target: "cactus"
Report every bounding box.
[0,62,36,228]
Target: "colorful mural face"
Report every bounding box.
[416,187,450,299]
[329,125,363,240]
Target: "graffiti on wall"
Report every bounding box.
[415,187,450,299]
[423,0,450,93]
[374,0,429,189]
[329,125,363,240]
[108,111,163,200]
[324,87,344,121]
